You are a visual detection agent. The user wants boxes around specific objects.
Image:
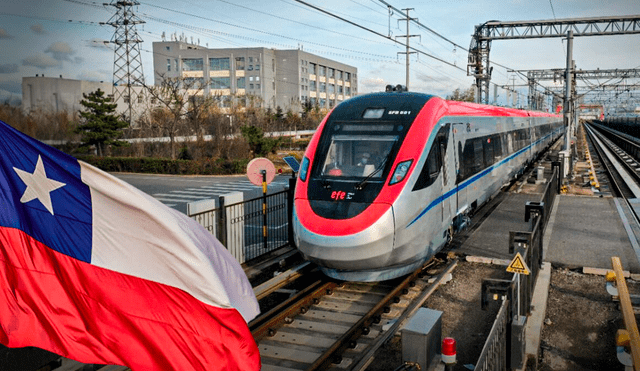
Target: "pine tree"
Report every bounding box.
[75,89,128,156]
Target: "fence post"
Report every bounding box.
[220,192,245,264]
[288,177,296,247]
[217,195,227,248]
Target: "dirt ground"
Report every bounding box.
[538,267,632,371]
[366,260,509,371]
[365,259,638,371]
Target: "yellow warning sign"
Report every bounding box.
[506,252,531,275]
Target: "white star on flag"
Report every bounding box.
[13,155,66,215]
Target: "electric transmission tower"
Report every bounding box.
[102,1,145,125]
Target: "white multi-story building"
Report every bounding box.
[152,41,358,111]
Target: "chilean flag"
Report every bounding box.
[0,120,261,370]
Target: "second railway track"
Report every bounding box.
[250,257,457,371]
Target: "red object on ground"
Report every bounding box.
[442,337,457,364]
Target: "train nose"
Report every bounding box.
[293,203,396,273]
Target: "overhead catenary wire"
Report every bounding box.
[292,0,466,72]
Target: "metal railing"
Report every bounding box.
[476,166,559,371]
[188,179,296,264]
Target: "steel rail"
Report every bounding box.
[584,124,631,197]
[250,277,337,341]
[307,264,429,370]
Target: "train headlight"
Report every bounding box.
[300,156,310,181]
[389,160,413,185]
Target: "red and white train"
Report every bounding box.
[293,86,563,281]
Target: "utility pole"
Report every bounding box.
[564,30,573,152]
[102,1,146,126]
[396,8,419,91]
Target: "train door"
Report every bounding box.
[440,124,456,230]
[452,123,467,217]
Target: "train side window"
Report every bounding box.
[413,125,449,191]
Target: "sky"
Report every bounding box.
[1,0,639,108]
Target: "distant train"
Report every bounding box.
[292,86,563,281]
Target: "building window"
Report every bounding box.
[137,94,143,103]
[256,76,260,81]
[237,77,246,89]
[182,58,203,71]
[256,83,260,89]
[329,68,335,78]
[310,80,316,90]
[255,64,260,71]
[338,85,343,94]
[209,57,230,70]
[235,57,245,70]
[249,76,254,82]
[319,65,326,76]
[210,77,230,89]
[310,63,316,74]
[165,46,170,51]
[328,84,335,94]
[247,64,253,71]
[167,59,171,71]
[337,71,342,80]
[249,57,253,63]
[249,83,254,89]
[272,81,275,90]
[345,72,351,80]
[345,86,351,95]
[184,77,204,89]
[320,82,326,92]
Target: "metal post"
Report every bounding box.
[405,10,410,90]
[217,195,227,248]
[564,30,573,152]
[288,177,296,246]
[262,170,268,249]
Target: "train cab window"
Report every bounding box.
[319,134,398,178]
[413,125,450,191]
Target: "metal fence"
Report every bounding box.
[475,166,559,371]
[188,179,296,265]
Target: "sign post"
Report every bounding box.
[506,252,531,319]
[247,158,276,250]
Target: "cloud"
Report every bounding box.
[0,89,22,106]
[0,79,22,95]
[30,24,47,35]
[0,64,19,74]
[22,54,60,69]
[45,41,75,61]
[78,70,111,82]
[74,56,84,64]
[0,28,13,39]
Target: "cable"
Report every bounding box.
[139,3,399,61]
[292,0,465,72]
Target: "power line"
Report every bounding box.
[177,0,383,45]
[139,2,398,61]
[292,0,465,72]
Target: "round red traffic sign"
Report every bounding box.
[246,158,276,186]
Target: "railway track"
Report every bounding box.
[250,257,457,371]
[585,123,640,198]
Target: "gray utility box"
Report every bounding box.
[402,308,443,371]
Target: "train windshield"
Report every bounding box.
[319,133,399,179]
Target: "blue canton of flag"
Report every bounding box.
[0,121,93,262]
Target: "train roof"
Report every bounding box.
[333,91,560,119]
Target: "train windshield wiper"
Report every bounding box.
[355,157,388,190]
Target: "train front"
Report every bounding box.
[292,90,433,281]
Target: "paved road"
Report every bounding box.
[112,173,294,214]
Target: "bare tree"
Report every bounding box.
[143,74,211,159]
